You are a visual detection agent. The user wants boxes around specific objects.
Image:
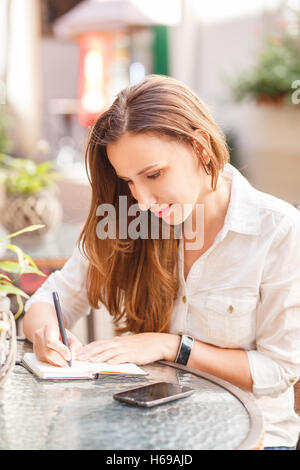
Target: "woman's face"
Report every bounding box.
[106,131,213,226]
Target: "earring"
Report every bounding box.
[194,143,211,170]
[202,150,210,166]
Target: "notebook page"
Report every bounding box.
[23,353,148,378]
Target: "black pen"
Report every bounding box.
[52,291,72,367]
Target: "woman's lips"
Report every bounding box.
[153,204,173,218]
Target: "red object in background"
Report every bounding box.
[78,33,113,127]
[19,269,52,296]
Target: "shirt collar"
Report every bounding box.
[222,163,261,236]
[178,162,261,260]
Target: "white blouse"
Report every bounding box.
[24,163,300,448]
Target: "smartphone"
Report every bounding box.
[113,381,194,407]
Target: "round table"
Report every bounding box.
[0,341,263,450]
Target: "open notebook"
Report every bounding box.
[22,353,148,380]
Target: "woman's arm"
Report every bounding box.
[22,243,91,365]
[23,243,91,331]
[164,335,253,392]
[23,302,59,342]
[77,332,253,392]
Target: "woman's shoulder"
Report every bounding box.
[74,241,90,263]
[59,241,90,277]
[254,188,300,238]
[226,164,300,234]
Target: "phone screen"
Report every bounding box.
[113,382,194,407]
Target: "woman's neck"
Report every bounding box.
[183,174,232,250]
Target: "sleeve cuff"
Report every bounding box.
[247,350,299,398]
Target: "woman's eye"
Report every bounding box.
[120,178,132,184]
[147,171,161,180]
[122,170,161,185]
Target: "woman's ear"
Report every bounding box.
[192,129,211,165]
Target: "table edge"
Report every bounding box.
[158,360,264,451]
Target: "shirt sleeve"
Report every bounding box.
[247,213,300,398]
[24,243,92,329]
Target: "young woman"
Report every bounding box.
[23,75,300,450]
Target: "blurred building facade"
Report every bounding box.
[2,0,300,206]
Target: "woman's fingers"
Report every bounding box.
[67,332,83,359]
[46,330,71,361]
[90,348,127,363]
[33,340,69,367]
[38,345,69,367]
[78,340,118,361]
[33,325,82,367]
[106,354,128,364]
[77,333,165,366]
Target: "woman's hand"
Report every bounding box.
[78,333,181,365]
[33,324,83,367]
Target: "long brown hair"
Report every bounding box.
[78,75,229,334]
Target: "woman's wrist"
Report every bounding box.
[162,334,182,362]
[23,303,58,343]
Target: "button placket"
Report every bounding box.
[289,377,298,384]
[181,290,189,332]
[178,237,191,333]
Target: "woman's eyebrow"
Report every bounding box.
[117,163,161,179]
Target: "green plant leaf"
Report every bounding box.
[36,161,54,175]
[0,260,40,274]
[22,253,46,277]
[3,243,25,272]
[0,284,29,298]
[0,272,12,281]
[0,154,62,194]
[0,273,12,282]
[0,224,45,243]
[14,293,24,320]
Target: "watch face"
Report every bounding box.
[176,335,194,365]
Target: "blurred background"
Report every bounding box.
[0,0,300,340]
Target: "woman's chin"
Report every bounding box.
[162,204,193,226]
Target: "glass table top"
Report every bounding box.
[0,341,263,450]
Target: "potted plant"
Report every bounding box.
[0,224,46,387]
[230,33,300,105]
[0,153,64,243]
[227,32,300,205]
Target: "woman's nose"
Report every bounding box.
[132,185,156,211]
[138,198,157,212]
[138,201,153,211]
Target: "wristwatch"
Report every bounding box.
[175,334,194,365]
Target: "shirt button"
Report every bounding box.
[289,377,297,384]
[182,296,187,303]
[228,305,234,313]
